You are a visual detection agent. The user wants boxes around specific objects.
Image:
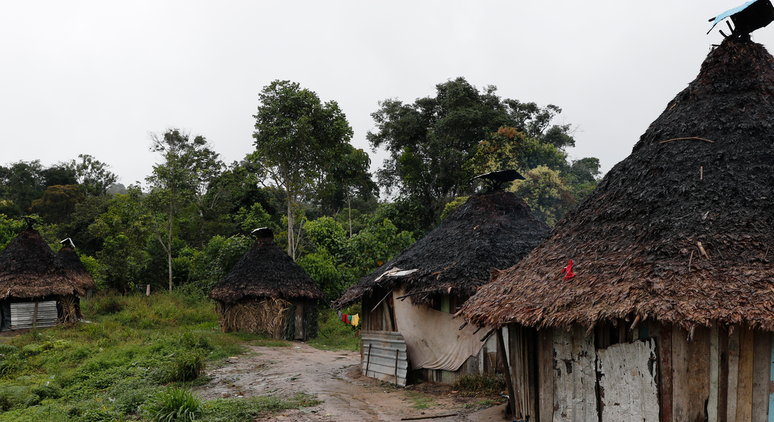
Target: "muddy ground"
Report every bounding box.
[193,341,510,421]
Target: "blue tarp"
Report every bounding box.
[708,0,756,32]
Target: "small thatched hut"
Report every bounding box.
[209,228,325,341]
[56,240,95,323]
[462,38,774,421]
[334,189,550,385]
[0,229,92,330]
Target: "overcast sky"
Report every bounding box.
[1,1,768,190]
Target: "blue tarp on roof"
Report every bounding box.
[708,0,756,32]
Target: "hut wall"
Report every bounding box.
[10,300,58,330]
[511,321,774,422]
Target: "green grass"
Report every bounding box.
[307,307,360,351]
[0,291,322,421]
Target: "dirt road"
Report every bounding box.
[194,342,509,421]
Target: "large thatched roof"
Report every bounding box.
[57,245,96,293]
[462,38,774,332]
[209,230,325,304]
[0,229,87,298]
[333,190,550,309]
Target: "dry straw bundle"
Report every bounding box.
[218,298,290,339]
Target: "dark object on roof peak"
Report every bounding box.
[708,0,774,40]
[250,227,273,239]
[470,169,524,192]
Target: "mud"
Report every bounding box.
[194,341,509,421]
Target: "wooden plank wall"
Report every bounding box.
[10,301,57,330]
[552,326,598,422]
[360,330,408,387]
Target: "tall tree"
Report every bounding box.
[69,154,118,197]
[252,80,354,260]
[0,160,46,213]
[321,144,378,237]
[368,77,580,232]
[146,129,223,291]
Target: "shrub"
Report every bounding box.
[144,387,202,422]
[164,350,205,383]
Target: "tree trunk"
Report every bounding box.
[346,185,352,238]
[287,190,295,260]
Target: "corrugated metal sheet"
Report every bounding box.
[361,330,408,387]
[11,301,57,330]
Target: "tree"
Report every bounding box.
[320,144,378,237]
[0,160,46,213]
[251,80,354,260]
[512,166,576,227]
[69,154,118,197]
[146,129,223,291]
[368,77,578,232]
[29,184,85,225]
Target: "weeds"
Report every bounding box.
[307,307,360,351]
[0,291,322,421]
[451,373,506,396]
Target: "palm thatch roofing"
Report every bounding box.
[462,38,774,332]
[0,229,87,299]
[57,245,96,293]
[209,229,325,304]
[333,190,550,309]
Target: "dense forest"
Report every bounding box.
[0,77,601,302]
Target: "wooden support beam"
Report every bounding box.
[538,328,553,422]
[752,330,770,421]
[736,326,754,422]
[497,328,518,419]
[659,324,673,422]
[727,325,741,422]
[709,323,720,422]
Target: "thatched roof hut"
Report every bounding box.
[209,228,325,340]
[0,229,84,299]
[461,38,774,421]
[334,189,550,310]
[464,38,774,332]
[57,243,96,296]
[334,189,549,385]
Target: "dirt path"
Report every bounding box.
[194,342,509,421]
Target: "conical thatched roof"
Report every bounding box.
[209,230,325,304]
[0,229,86,298]
[333,190,550,309]
[462,38,774,332]
[57,245,96,293]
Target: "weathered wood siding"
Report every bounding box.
[596,339,659,422]
[10,301,57,330]
[552,327,598,422]
[360,330,408,387]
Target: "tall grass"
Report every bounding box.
[0,291,320,421]
[307,306,360,351]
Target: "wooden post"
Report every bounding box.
[709,323,720,422]
[497,327,518,418]
[365,344,372,377]
[659,324,673,422]
[32,301,38,329]
[538,328,554,422]
[727,325,741,422]
[752,330,770,421]
[394,349,399,385]
[146,284,151,296]
[736,326,754,421]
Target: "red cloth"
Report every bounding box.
[562,259,576,281]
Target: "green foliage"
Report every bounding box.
[68,154,118,197]
[146,128,224,291]
[234,203,274,234]
[252,79,354,259]
[307,307,360,351]
[201,393,321,422]
[144,387,203,422]
[163,350,205,383]
[439,196,468,222]
[29,184,85,225]
[345,218,415,279]
[187,234,252,295]
[0,214,25,251]
[512,166,576,227]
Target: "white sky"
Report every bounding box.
[0,1,767,189]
